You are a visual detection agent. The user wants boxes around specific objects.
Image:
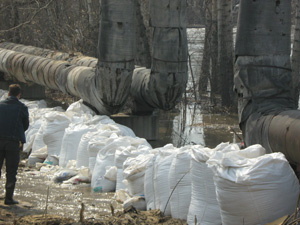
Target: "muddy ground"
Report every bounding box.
[0,163,187,225]
[0,204,187,225]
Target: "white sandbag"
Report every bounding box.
[63,174,90,185]
[144,144,178,216]
[115,168,126,191]
[86,124,140,172]
[168,146,192,221]
[30,107,64,122]
[91,152,116,192]
[123,196,147,211]
[52,168,78,183]
[24,119,44,153]
[114,123,136,137]
[144,145,174,211]
[153,144,178,216]
[144,154,157,211]
[27,146,48,167]
[104,166,118,181]
[88,133,119,172]
[65,160,77,170]
[43,111,71,165]
[59,123,96,168]
[85,115,116,126]
[115,142,151,191]
[114,138,151,164]
[28,107,65,153]
[97,123,136,137]
[66,99,96,115]
[91,136,130,192]
[27,156,45,167]
[123,153,155,196]
[68,111,93,124]
[31,118,48,153]
[45,155,59,165]
[23,99,48,109]
[207,144,300,225]
[91,154,115,192]
[113,189,132,203]
[76,131,100,168]
[0,89,7,100]
[63,167,91,184]
[187,144,232,225]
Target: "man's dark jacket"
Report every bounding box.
[0,96,29,143]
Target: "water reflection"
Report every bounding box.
[157,103,240,148]
[153,28,241,149]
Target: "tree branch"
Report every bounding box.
[0,0,55,34]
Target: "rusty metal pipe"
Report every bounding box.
[268,110,300,164]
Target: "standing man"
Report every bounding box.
[0,84,29,205]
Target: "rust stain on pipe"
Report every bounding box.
[268,110,300,164]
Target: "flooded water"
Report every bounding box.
[151,28,240,149]
[0,166,122,221]
[156,102,240,149]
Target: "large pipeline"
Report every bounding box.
[235,0,300,164]
[0,0,188,115]
[0,42,98,67]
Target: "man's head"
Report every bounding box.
[8,84,22,98]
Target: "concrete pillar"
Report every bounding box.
[111,114,159,146]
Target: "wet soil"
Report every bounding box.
[0,163,187,225]
[0,201,187,225]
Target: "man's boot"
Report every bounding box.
[4,188,19,205]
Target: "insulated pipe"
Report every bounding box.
[268,111,300,164]
[0,48,93,95]
[130,0,188,114]
[0,42,98,67]
[234,0,300,163]
[94,0,136,114]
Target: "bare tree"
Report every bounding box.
[217,0,234,108]
[0,0,100,56]
[199,0,212,94]
[292,0,300,107]
[198,0,236,108]
[210,0,219,101]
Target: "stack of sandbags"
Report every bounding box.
[27,106,64,165]
[115,138,152,191]
[59,122,96,168]
[168,146,192,221]
[92,136,151,193]
[207,144,300,225]
[76,131,100,168]
[76,114,130,169]
[123,153,155,196]
[187,142,237,225]
[91,135,123,192]
[43,111,71,165]
[144,144,178,216]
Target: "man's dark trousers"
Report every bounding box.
[0,140,20,199]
